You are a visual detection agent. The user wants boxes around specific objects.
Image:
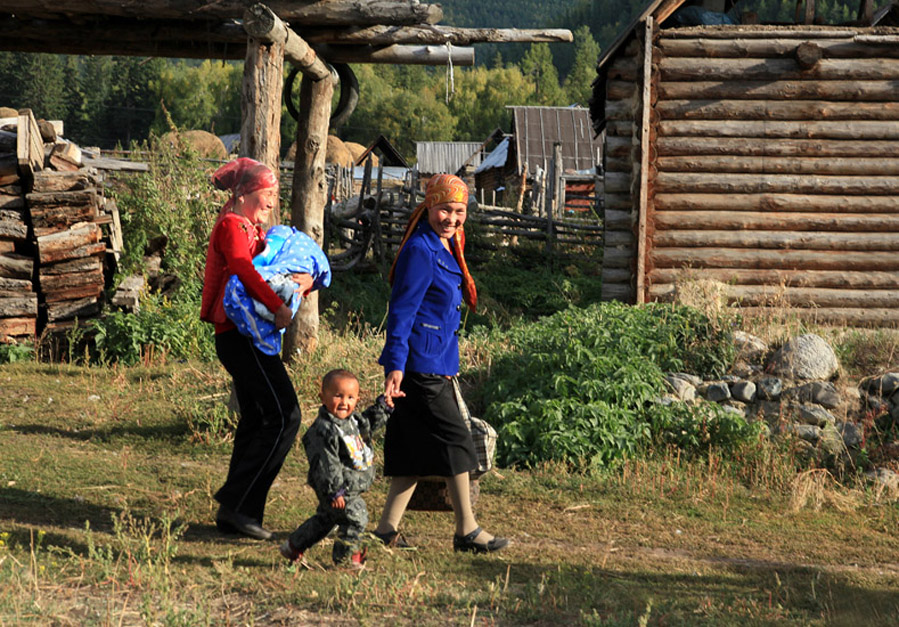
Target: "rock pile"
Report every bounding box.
[660,332,898,499]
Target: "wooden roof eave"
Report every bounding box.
[596,0,686,71]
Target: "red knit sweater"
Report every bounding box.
[201,213,285,334]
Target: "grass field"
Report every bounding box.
[1,325,898,626]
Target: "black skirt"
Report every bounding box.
[382,372,478,477]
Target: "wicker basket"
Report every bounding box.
[406,477,480,512]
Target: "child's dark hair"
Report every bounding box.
[322,369,358,391]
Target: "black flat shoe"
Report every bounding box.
[372,529,414,549]
[453,526,509,554]
[216,506,273,541]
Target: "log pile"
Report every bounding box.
[0,109,120,341]
[601,24,899,322]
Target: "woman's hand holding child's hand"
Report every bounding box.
[383,370,406,408]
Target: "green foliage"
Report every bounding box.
[564,26,602,107]
[482,302,741,469]
[520,44,566,106]
[91,290,214,365]
[150,60,242,136]
[0,342,34,364]
[648,401,763,452]
[90,142,220,364]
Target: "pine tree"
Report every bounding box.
[564,26,602,107]
[520,43,565,106]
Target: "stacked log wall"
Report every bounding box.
[645,25,899,324]
[601,36,641,302]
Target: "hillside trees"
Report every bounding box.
[563,26,602,107]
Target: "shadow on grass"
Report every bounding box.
[469,559,899,625]
[0,486,120,532]
[7,421,191,445]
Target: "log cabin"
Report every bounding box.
[591,0,899,324]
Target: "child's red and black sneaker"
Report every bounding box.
[279,539,303,563]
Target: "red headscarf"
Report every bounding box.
[211,157,278,216]
[389,174,477,311]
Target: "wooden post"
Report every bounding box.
[282,72,334,362]
[548,143,562,254]
[240,38,284,228]
[635,17,653,305]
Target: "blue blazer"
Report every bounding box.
[379,222,463,376]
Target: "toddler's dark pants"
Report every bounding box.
[289,495,368,563]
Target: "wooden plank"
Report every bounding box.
[0,156,19,186]
[657,37,899,59]
[658,120,899,140]
[636,16,653,305]
[16,109,43,177]
[656,156,899,176]
[0,190,24,210]
[658,80,899,101]
[654,211,899,231]
[0,240,15,253]
[31,171,93,193]
[0,295,37,317]
[43,284,104,303]
[39,267,104,291]
[660,57,899,82]
[654,229,899,251]
[0,253,33,280]
[38,241,106,265]
[655,99,899,121]
[45,297,100,321]
[659,27,858,39]
[657,136,899,158]
[652,247,899,271]
[655,193,899,213]
[0,317,35,338]
[650,268,899,289]
[737,307,899,325]
[655,172,899,195]
[602,246,636,269]
[604,171,632,193]
[36,223,101,258]
[650,284,899,308]
[40,255,103,276]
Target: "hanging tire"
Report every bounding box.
[284,63,359,129]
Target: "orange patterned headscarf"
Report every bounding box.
[389,174,477,311]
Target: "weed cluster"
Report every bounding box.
[480,301,749,469]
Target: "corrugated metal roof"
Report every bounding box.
[475,137,509,174]
[508,106,601,176]
[416,141,483,174]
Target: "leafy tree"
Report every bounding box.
[150,59,242,135]
[104,56,166,146]
[448,65,534,140]
[563,25,601,107]
[15,54,68,120]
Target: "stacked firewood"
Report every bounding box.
[0,114,38,341]
[29,169,108,328]
[0,108,121,341]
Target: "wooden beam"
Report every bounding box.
[636,17,653,305]
[314,44,475,66]
[0,1,443,25]
[300,25,574,45]
[244,4,330,80]
[240,37,285,229]
[282,73,333,361]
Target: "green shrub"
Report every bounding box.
[482,301,741,469]
[0,342,34,364]
[91,288,214,365]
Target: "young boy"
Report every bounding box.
[280,369,390,568]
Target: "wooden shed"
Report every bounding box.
[591,0,899,324]
[476,106,602,212]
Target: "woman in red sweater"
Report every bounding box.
[201,158,312,540]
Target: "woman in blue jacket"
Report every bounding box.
[373,174,508,554]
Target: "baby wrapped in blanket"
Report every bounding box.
[223,225,331,355]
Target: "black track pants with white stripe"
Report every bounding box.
[214,329,301,524]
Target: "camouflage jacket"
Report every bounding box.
[302,399,390,500]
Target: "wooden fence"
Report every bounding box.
[324,159,603,272]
